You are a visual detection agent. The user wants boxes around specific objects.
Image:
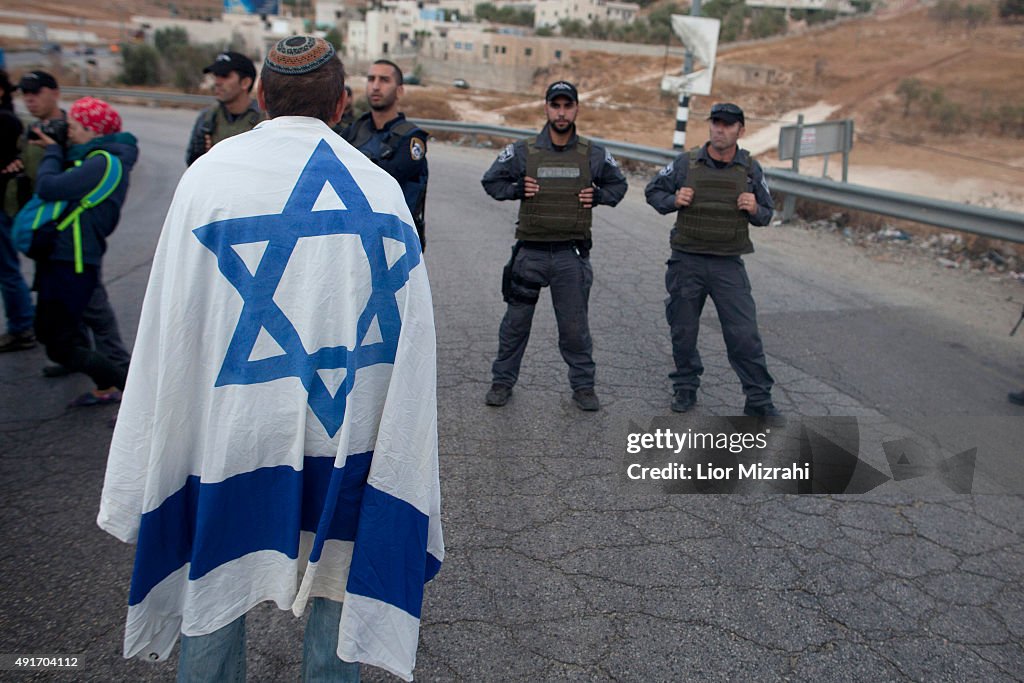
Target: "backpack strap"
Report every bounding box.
[56,150,124,273]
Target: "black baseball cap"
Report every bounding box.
[708,102,744,125]
[203,51,257,82]
[545,81,578,104]
[17,71,59,93]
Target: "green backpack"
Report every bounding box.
[12,149,123,273]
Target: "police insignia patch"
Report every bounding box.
[658,162,674,176]
[605,150,618,167]
[410,137,425,161]
[497,144,514,163]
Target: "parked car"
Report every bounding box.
[452,78,470,89]
[404,74,421,85]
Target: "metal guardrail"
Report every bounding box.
[63,85,213,107]
[415,118,1024,243]
[55,89,1024,243]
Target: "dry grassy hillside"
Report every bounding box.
[11,0,1024,205]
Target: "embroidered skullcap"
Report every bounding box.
[69,96,122,136]
[264,36,336,75]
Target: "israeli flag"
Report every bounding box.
[98,117,443,681]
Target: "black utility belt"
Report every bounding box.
[518,239,590,251]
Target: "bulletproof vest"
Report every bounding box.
[672,150,752,255]
[206,105,263,147]
[516,137,592,241]
[345,116,419,164]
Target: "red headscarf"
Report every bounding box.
[69,96,122,136]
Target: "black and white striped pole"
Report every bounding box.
[673,92,690,150]
[672,0,702,150]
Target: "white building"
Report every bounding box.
[315,0,349,29]
[345,0,468,62]
[533,0,639,29]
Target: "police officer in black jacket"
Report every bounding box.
[481,81,627,412]
[341,60,429,250]
[645,102,781,417]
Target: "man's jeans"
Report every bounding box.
[177,598,360,683]
[0,211,34,334]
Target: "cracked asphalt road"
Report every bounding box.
[1,105,1022,681]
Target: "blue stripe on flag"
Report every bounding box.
[345,486,433,619]
[128,453,372,607]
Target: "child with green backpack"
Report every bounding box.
[24,97,138,405]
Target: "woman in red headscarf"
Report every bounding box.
[29,96,138,405]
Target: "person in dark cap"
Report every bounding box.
[480,80,628,412]
[0,69,36,353]
[341,60,429,251]
[185,51,263,166]
[644,102,781,417]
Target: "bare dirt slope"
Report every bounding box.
[13,1,1024,207]
[400,5,1023,207]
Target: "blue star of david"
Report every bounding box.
[192,139,421,437]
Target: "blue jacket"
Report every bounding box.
[35,133,138,267]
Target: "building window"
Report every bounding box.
[455,41,462,48]
[555,50,562,59]
[525,47,532,56]
[466,42,473,49]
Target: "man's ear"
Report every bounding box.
[257,79,267,112]
[328,89,347,127]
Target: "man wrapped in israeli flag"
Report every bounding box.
[98,36,442,682]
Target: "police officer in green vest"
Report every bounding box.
[645,102,781,417]
[481,81,627,412]
[185,52,263,166]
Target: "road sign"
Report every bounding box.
[779,119,853,160]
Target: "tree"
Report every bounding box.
[748,8,787,38]
[999,0,1024,19]
[324,27,344,52]
[120,42,161,86]
[929,0,961,24]
[164,43,220,91]
[963,3,990,28]
[558,18,587,37]
[154,26,189,55]
[895,78,924,117]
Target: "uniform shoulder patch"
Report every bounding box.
[604,150,619,168]
[410,137,426,161]
[497,144,515,163]
[658,161,674,176]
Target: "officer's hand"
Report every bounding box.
[578,187,595,209]
[737,192,757,213]
[523,176,540,198]
[2,158,23,174]
[203,134,213,152]
[674,187,694,208]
